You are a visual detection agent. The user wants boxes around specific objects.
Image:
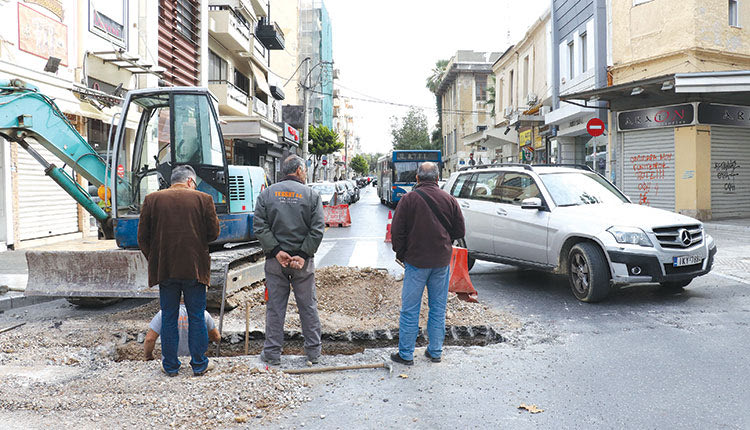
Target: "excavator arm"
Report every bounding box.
[0,79,114,235]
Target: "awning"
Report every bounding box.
[560,72,750,111]
[464,126,518,148]
[252,64,272,96]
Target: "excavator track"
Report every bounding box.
[24,240,266,309]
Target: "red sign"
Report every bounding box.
[587,118,605,137]
[286,125,299,143]
[322,160,328,166]
[117,164,125,178]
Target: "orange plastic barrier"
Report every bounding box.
[384,210,393,243]
[449,246,478,303]
[324,204,351,227]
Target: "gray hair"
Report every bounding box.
[417,162,439,182]
[171,165,197,184]
[281,155,305,175]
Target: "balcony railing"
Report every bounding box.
[209,80,250,115]
[253,97,268,118]
[208,6,252,53]
[256,18,285,50]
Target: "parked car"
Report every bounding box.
[347,179,361,202]
[309,181,349,205]
[444,164,717,302]
[335,180,356,204]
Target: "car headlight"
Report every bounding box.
[607,226,653,247]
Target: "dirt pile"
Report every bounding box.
[227,265,518,333]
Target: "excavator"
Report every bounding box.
[0,78,268,309]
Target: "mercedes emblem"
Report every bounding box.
[678,229,692,247]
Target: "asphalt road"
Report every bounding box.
[262,185,750,430]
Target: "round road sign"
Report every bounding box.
[587,118,605,137]
[322,159,328,166]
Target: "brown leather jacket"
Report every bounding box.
[391,181,465,268]
[137,183,220,287]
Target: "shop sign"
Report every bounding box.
[282,123,300,143]
[18,3,68,65]
[533,135,544,149]
[92,10,125,42]
[618,104,694,131]
[697,103,750,128]
[519,129,532,146]
[520,146,534,162]
[24,0,64,21]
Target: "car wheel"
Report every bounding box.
[453,238,475,271]
[659,279,692,290]
[568,242,610,302]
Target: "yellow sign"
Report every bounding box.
[519,130,532,146]
[534,134,544,149]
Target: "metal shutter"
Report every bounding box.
[17,144,79,241]
[710,126,750,219]
[621,128,676,212]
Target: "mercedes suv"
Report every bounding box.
[445,164,717,302]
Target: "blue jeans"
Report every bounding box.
[398,263,450,361]
[159,279,209,374]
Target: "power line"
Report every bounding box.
[312,88,495,116]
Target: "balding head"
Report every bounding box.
[417,162,439,183]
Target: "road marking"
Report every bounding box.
[347,240,379,268]
[321,236,383,242]
[710,271,750,285]
[314,241,335,263]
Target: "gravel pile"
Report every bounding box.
[0,319,309,429]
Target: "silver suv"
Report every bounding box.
[445,164,717,302]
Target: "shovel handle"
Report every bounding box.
[284,363,385,374]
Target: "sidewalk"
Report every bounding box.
[703,218,750,284]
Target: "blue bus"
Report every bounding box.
[376,150,442,207]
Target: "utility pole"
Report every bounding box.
[301,57,311,167]
[344,130,348,180]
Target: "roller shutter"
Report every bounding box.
[621,128,676,212]
[17,143,79,241]
[710,126,750,219]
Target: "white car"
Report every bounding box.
[308,182,346,206]
[445,164,717,302]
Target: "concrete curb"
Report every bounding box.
[704,222,750,234]
[0,293,58,312]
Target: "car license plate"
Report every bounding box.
[673,255,702,267]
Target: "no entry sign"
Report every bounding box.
[587,118,605,137]
[322,159,328,166]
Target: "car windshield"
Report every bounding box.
[311,184,335,194]
[539,172,628,206]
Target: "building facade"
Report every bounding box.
[491,11,552,166]
[564,0,750,220]
[299,0,333,130]
[436,50,502,175]
[544,0,609,175]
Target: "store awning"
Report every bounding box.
[464,126,518,148]
[252,64,272,96]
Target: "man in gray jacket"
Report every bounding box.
[254,155,325,365]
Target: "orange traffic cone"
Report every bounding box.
[384,210,393,243]
[449,247,478,303]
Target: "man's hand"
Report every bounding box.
[289,256,305,270]
[276,250,292,267]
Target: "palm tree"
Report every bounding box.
[425,59,449,94]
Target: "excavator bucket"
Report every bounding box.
[24,247,154,299]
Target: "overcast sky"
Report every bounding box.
[324,0,549,154]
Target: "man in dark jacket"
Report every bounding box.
[254,155,325,365]
[390,162,465,365]
[137,165,220,377]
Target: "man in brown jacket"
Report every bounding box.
[138,165,220,377]
[390,161,465,365]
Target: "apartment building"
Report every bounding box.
[563,0,750,220]
[331,90,358,180]
[491,11,552,165]
[544,0,608,174]
[0,0,161,249]
[436,50,502,175]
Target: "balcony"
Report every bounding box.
[208,6,252,55]
[256,18,285,50]
[253,97,269,119]
[209,80,250,116]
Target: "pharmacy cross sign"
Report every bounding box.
[587,118,605,137]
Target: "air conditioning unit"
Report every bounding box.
[503,106,514,118]
[526,93,538,106]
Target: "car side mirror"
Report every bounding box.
[521,197,543,210]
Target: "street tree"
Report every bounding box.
[364,152,383,173]
[426,59,449,150]
[390,108,436,151]
[349,154,369,176]
[308,124,343,180]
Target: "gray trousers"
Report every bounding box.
[263,256,321,359]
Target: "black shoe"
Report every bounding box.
[390,352,413,366]
[424,350,441,363]
[260,351,281,366]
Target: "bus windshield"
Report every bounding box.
[394,161,420,183]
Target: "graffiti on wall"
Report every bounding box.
[714,160,741,193]
[630,152,673,206]
[17,3,67,66]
